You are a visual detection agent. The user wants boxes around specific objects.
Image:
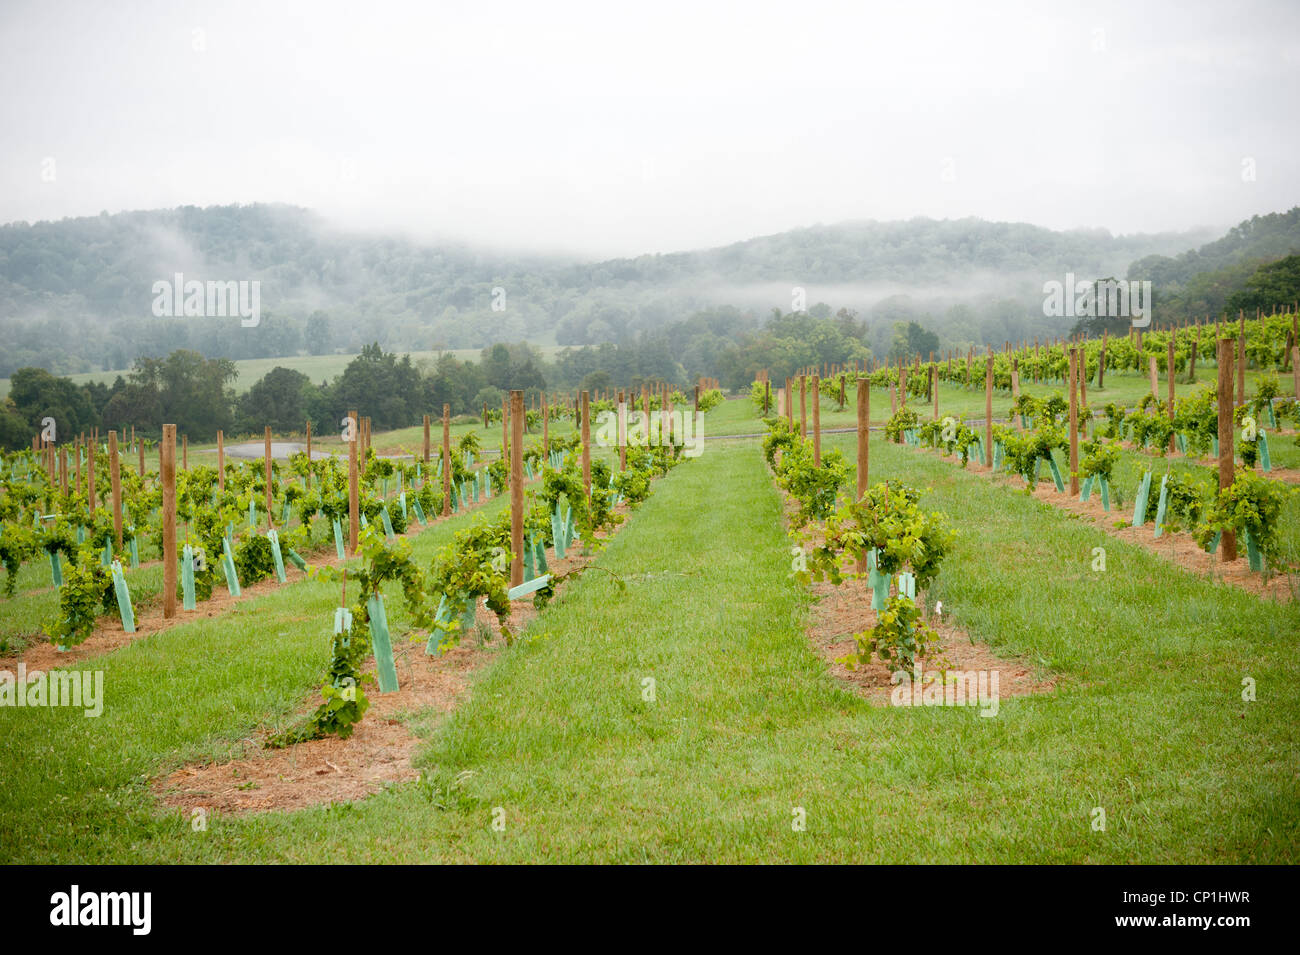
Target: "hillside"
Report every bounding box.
[0,206,1217,377]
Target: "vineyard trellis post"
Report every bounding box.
[109,430,123,550]
[812,374,821,467]
[618,390,627,471]
[1216,339,1237,562]
[305,421,312,488]
[1068,350,1079,496]
[161,424,177,619]
[984,347,994,468]
[348,410,360,555]
[441,403,451,517]
[510,389,525,588]
[264,426,273,527]
[88,432,96,509]
[581,390,592,499]
[856,376,869,573]
[798,375,807,437]
[1167,337,1177,453]
[422,414,430,471]
[1237,312,1246,405]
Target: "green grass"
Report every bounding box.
[2,435,1296,862]
[0,347,567,398]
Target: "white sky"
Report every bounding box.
[1,0,1297,258]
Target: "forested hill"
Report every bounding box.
[0,203,1230,376]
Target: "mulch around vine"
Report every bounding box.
[806,578,1054,706]
[1023,478,1296,602]
[915,444,1297,603]
[153,503,633,816]
[775,480,1053,707]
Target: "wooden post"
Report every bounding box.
[581,390,591,499]
[1167,337,1177,453]
[59,446,68,495]
[305,420,312,488]
[264,426,274,527]
[1149,355,1159,399]
[1217,339,1236,562]
[109,430,122,550]
[87,433,96,510]
[764,380,770,415]
[985,348,994,468]
[785,378,793,427]
[1068,351,1079,496]
[422,414,431,467]
[1098,331,1107,389]
[182,433,188,471]
[510,390,525,588]
[1237,312,1246,405]
[161,424,177,619]
[216,430,224,491]
[856,376,869,573]
[798,376,807,437]
[618,390,627,471]
[812,375,821,467]
[75,437,82,495]
[348,410,360,555]
[442,404,451,517]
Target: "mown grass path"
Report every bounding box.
[2,438,1296,862]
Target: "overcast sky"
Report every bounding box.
[1,0,1297,258]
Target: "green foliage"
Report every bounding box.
[845,595,937,672]
[1198,470,1292,572]
[884,408,919,443]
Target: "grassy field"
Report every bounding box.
[2,428,1295,862]
[0,345,567,397]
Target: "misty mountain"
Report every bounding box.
[0,204,1233,377]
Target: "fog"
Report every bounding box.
[1,0,1297,259]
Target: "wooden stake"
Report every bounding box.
[618,390,627,471]
[442,404,451,517]
[581,390,591,499]
[109,430,122,550]
[812,375,821,467]
[264,426,274,527]
[856,376,869,573]
[510,390,525,588]
[87,433,96,510]
[348,410,359,555]
[1167,337,1177,453]
[984,348,994,468]
[182,433,188,471]
[161,424,177,619]
[422,414,430,467]
[1068,351,1079,496]
[1217,339,1236,562]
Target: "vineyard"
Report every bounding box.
[0,315,1298,864]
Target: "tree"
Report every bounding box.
[238,367,316,434]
